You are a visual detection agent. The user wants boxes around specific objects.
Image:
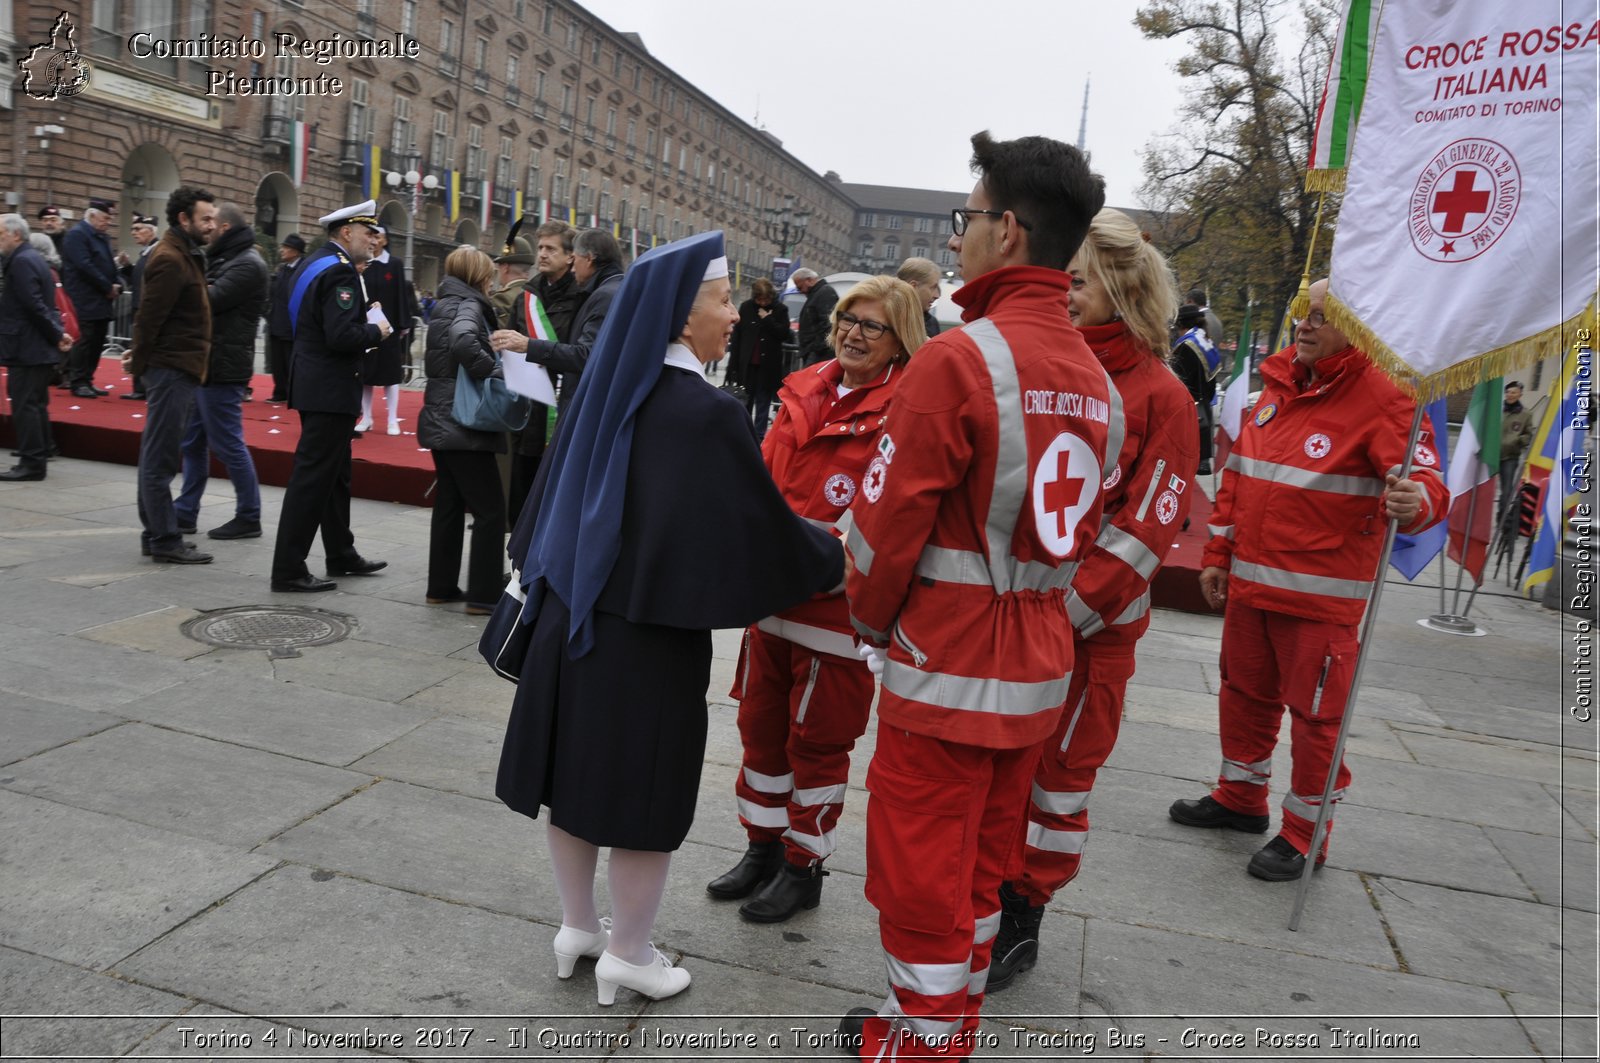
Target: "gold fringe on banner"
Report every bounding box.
[1304,168,1348,194]
[1326,293,1599,403]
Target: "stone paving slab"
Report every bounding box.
[0,945,192,1058]
[0,627,192,712]
[1551,784,1599,841]
[1328,804,1534,899]
[350,715,507,800]
[1484,827,1600,913]
[260,637,474,705]
[1344,753,1572,835]
[0,790,276,970]
[0,576,189,637]
[2,722,368,848]
[1505,993,1600,1063]
[0,691,124,766]
[399,665,520,721]
[1394,726,1596,788]
[112,671,437,767]
[1369,875,1599,1003]
[76,605,211,660]
[341,593,487,657]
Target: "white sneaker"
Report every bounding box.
[594,945,690,1005]
[354,417,373,433]
[386,422,400,436]
[552,917,610,979]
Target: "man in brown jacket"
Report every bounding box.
[123,186,217,563]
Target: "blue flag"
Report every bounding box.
[1522,345,1594,598]
[1389,398,1450,580]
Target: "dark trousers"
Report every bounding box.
[136,365,200,552]
[66,318,110,388]
[176,383,261,526]
[428,449,507,605]
[268,335,293,399]
[507,438,547,530]
[744,384,778,441]
[6,363,54,472]
[271,410,358,581]
[1197,400,1215,467]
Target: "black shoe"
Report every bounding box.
[1169,795,1270,833]
[150,543,214,564]
[266,394,288,403]
[987,882,1044,993]
[327,554,386,576]
[272,574,338,592]
[1197,461,1213,475]
[0,466,46,481]
[120,392,147,400]
[70,386,102,399]
[836,1008,874,1057]
[706,840,784,900]
[739,862,825,923]
[208,517,262,539]
[1248,834,1325,882]
[176,522,198,535]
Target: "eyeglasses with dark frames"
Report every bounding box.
[836,311,892,340]
[952,207,1034,236]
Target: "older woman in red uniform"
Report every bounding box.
[708,276,927,922]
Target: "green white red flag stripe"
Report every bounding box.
[1213,299,1252,468]
[290,121,310,188]
[1306,0,1379,191]
[523,291,557,343]
[1445,377,1503,582]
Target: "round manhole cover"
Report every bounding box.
[182,605,355,658]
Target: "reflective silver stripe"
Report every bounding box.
[1207,523,1236,541]
[1233,560,1373,600]
[1065,590,1105,639]
[804,515,837,532]
[966,318,1029,596]
[845,518,876,575]
[886,956,972,999]
[784,826,837,858]
[882,660,1072,717]
[743,767,793,793]
[914,543,1076,593]
[973,910,1000,946]
[1025,820,1088,855]
[967,966,989,997]
[1230,455,1385,497]
[794,656,821,724]
[755,616,859,660]
[1283,788,1347,821]
[1111,590,1151,627]
[736,797,790,829]
[1058,683,1089,752]
[851,615,889,643]
[1100,369,1126,483]
[892,1006,965,1045]
[1098,524,1162,580]
[1220,756,1272,785]
[793,783,847,807]
[1031,782,1091,816]
[1134,458,1166,521]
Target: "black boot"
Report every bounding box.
[739,861,826,923]
[706,840,783,900]
[987,882,1045,992]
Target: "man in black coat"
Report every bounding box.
[60,197,122,397]
[0,214,72,480]
[269,200,393,593]
[265,233,307,403]
[792,268,838,368]
[175,204,268,541]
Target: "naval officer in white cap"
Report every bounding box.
[270,199,394,592]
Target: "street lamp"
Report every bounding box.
[385,165,439,268]
[762,194,810,257]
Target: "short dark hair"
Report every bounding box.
[969,131,1104,269]
[535,221,576,253]
[1506,380,1523,390]
[166,186,215,230]
[215,203,249,231]
[1187,287,1207,306]
[573,228,621,271]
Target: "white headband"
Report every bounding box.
[702,255,729,281]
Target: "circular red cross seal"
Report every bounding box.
[1103,464,1122,491]
[1304,433,1333,460]
[823,473,857,507]
[1155,490,1180,526]
[862,457,888,504]
[1414,443,1438,468]
[1409,138,1521,263]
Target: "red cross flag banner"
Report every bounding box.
[1327,0,1599,400]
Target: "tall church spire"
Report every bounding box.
[1076,76,1091,154]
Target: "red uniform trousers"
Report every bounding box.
[734,627,875,867]
[1015,641,1137,905]
[1210,601,1360,855]
[859,726,1038,1060]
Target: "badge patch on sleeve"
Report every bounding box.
[336,286,356,310]
[863,456,888,503]
[877,434,896,465]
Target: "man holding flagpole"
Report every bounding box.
[1170,278,1449,880]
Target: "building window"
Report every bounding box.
[577,168,591,215]
[439,19,457,75]
[251,10,264,39]
[527,149,543,198]
[390,95,413,158]
[467,124,486,180]
[914,216,933,233]
[606,108,617,136]
[401,0,416,36]
[585,96,596,125]
[937,248,955,267]
[858,239,874,257]
[887,215,903,230]
[431,111,452,169]
[506,54,519,88]
[625,118,637,147]
[600,178,613,221]
[543,2,553,34]
[551,158,568,204]
[858,211,875,228]
[591,36,601,63]
[565,19,578,50]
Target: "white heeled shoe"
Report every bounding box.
[594,945,691,1005]
[354,417,373,433]
[552,917,610,979]
[386,422,400,436]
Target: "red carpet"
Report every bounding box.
[2,369,435,507]
[3,367,1216,613]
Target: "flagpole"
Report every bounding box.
[1289,399,1425,932]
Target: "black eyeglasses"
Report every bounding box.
[952,207,1033,236]
[837,311,892,340]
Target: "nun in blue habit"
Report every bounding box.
[492,231,843,1006]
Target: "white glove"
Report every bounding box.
[858,642,888,677]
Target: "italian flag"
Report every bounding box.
[1213,299,1252,468]
[290,121,310,188]
[1445,377,1504,582]
[1305,0,1377,192]
[523,291,557,342]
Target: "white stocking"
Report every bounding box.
[360,386,373,422]
[545,823,601,932]
[606,847,672,964]
[384,384,400,425]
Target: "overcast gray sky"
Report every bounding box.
[580,0,1195,208]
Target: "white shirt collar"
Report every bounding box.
[374,249,391,264]
[664,343,707,378]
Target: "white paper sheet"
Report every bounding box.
[501,349,558,405]
[366,305,391,331]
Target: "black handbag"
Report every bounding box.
[478,569,533,682]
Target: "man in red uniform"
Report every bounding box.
[1169,278,1447,880]
[839,132,1116,1060]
